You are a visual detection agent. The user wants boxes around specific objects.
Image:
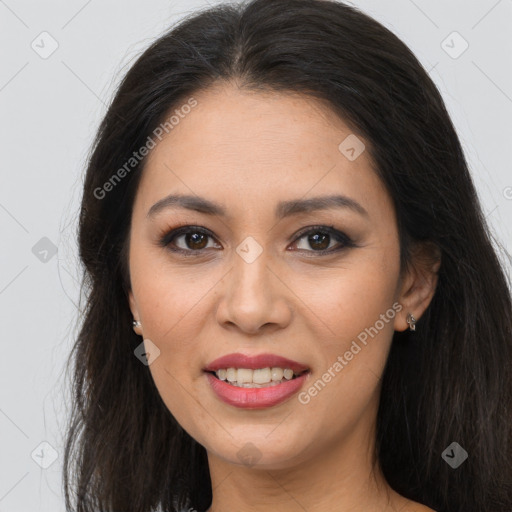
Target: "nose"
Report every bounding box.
[215,247,292,335]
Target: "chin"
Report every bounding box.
[202,429,313,470]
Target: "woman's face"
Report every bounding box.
[128,83,428,469]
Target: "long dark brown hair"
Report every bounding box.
[63,0,512,510]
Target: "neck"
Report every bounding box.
[205,400,402,512]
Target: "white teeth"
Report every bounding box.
[271,367,284,381]
[226,368,237,383]
[237,368,252,386]
[253,367,271,384]
[214,367,301,387]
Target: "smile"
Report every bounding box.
[203,353,310,408]
[211,367,304,387]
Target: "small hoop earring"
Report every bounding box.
[406,313,416,331]
[133,320,141,328]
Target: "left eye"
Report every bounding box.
[291,226,353,253]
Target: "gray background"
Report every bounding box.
[1,0,511,509]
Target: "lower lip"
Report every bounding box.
[205,372,309,409]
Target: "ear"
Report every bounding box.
[128,289,143,336]
[394,241,441,332]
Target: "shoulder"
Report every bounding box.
[393,494,436,512]
[403,503,437,512]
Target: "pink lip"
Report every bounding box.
[203,352,310,409]
[204,352,309,374]
[205,372,309,409]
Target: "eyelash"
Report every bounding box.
[158,224,356,257]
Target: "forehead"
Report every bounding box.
[146,82,360,166]
[134,83,391,221]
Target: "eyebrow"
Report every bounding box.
[147,193,369,220]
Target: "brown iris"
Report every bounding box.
[186,232,209,250]
[308,232,330,250]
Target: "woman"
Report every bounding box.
[63,0,512,511]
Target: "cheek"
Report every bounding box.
[293,247,400,347]
[289,242,401,407]
[136,282,210,432]
[129,252,214,408]
[131,239,217,338]
[136,271,211,363]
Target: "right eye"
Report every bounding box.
[159,226,222,255]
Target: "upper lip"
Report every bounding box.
[204,353,310,374]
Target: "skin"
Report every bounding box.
[128,82,440,512]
